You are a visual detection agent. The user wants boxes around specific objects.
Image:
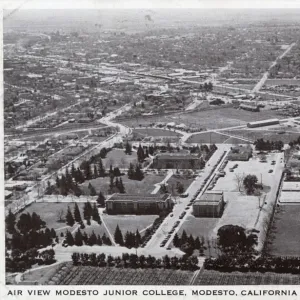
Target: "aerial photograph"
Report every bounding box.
[3,4,300,286]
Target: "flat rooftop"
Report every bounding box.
[194,192,223,205]
[107,193,171,203]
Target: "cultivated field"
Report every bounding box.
[194,269,300,285]
[102,214,157,236]
[120,108,280,130]
[81,174,165,195]
[45,263,194,285]
[186,132,232,144]
[267,205,300,257]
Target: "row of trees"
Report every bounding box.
[64,229,111,247]
[114,225,142,248]
[66,202,101,227]
[109,176,125,193]
[173,231,206,255]
[71,252,199,270]
[204,256,300,274]
[254,138,284,151]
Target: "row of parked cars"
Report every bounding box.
[160,220,181,248]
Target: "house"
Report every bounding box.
[106,193,173,215]
[193,191,224,218]
[152,153,205,169]
[227,145,253,161]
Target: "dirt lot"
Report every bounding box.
[81,174,165,195]
[102,214,157,236]
[267,205,300,257]
[133,128,182,137]
[120,108,280,130]
[225,129,300,143]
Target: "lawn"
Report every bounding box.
[177,215,218,239]
[267,205,300,257]
[81,174,165,196]
[102,214,157,236]
[166,174,195,196]
[120,107,280,130]
[103,149,138,168]
[46,263,194,285]
[132,128,182,137]
[17,202,109,238]
[193,269,300,285]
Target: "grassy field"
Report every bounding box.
[102,214,157,236]
[103,149,138,168]
[120,108,280,130]
[18,202,109,238]
[225,129,300,143]
[132,128,182,137]
[267,205,300,257]
[194,269,300,285]
[166,174,195,196]
[45,263,194,285]
[177,215,218,239]
[81,174,165,195]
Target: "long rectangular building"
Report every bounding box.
[247,118,279,128]
[106,193,173,215]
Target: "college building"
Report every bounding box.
[193,191,225,218]
[152,153,205,169]
[106,193,174,215]
[227,145,253,161]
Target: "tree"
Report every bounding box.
[73,203,83,223]
[83,202,93,222]
[97,191,106,207]
[137,144,145,162]
[93,165,98,178]
[57,209,65,223]
[88,183,97,196]
[127,163,135,179]
[66,206,75,226]
[5,209,16,234]
[243,174,258,195]
[135,230,142,247]
[65,230,74,246]
[92,203,101,224]
[114,225,124,246]
[113,167,121,177]
[74,229,83,246]
[217,225,257,256]
[125,141,132,155]
[176,182,184,194]
[88,231,97,246]
[17,213,32,234]
[234,173,245,193]
[118,177,125,193]
[135,164,144,181]
[173,233,180,247]
[98,158,106,177]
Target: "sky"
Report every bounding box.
[2,0,300,9]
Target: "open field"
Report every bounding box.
[102,214,157,236]
[193,269,300,285]
[46,263,194,285]
[133,128,182,137]
[177,215,218,239]
[186,132,232,144]
[267,205,300,257]
[120,108,281,130]
[18,202,109,237]
[81,174,165,195]
[103,149,138,168]
[225,129,300,143]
